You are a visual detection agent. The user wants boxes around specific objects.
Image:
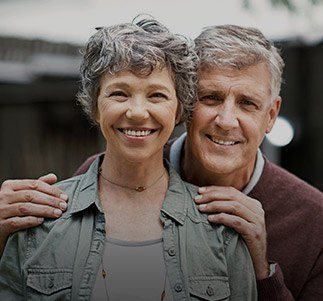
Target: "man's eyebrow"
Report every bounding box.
[197,86,226,97]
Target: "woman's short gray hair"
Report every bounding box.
[78,17,198,123]
[194,25,284,99]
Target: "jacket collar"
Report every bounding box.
[69,155,189,225]
[69,155,102,215]
[160,164,188,226]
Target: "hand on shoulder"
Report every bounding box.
[194,185,269,280]
[0,173,68,256]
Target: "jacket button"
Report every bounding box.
[206,285,214,296]
[168,248,176,256]
[174,283,182,292]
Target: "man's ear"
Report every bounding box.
[266,96,282,133]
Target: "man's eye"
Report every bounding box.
[199,94,220,103]
[241,100,256,107]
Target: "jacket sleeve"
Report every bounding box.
[224,231,257,301]
[0,230,27,299]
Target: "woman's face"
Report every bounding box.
[96,67,179,163]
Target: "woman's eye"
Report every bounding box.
[149,92,168,101]
[108,91,127,97]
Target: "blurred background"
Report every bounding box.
[0,0,322,190]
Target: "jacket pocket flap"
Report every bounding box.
[189,275,230,300]
[27,268,73,295]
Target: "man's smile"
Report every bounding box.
[205,134,240,146]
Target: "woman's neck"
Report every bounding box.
[100,149,167,193]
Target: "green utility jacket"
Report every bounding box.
[0,157,257,300]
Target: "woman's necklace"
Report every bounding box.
[99,167,166,192]
[101,257,167,300]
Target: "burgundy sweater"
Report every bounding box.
[75,154,323,301]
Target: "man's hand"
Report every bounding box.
[0,174,68,256]
[195,186,269,280]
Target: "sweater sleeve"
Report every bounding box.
[297,249,323,301]
[225,231,258,301]
[257,263,295,301]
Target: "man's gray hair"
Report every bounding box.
[194,25,284,98]
[78,17,198,123]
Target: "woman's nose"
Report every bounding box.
[125,97,150,121]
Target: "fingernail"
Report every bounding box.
[37,218,44,223]
[59,202,67,210]
[198,204,207,210]
[60,194,68,201]
[194,195,202,201]
[198,187,206,193]
[54,209,62,216]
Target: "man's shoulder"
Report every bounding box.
[251,159,323,212]
[74,154,101,176]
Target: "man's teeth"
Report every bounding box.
[123,129,152,137]
[211,138,236,145]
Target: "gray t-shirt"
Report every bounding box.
[91,237,173,301]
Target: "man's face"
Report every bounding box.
[186,63,281,183]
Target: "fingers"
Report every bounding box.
[1,179,67,200]
[1,202,63,220]
[198,200,257,223]
[5,190,67,209]
[207,213,253,236]
[195,186,263,215]
[38,173,58,185]
[194,185,266,239]
[0,216,45,237]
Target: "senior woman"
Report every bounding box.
[0,18,257,300]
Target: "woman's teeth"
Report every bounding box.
[123,129,152,137]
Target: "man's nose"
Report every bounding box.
[125,97,149,121]
[214,101,239,130]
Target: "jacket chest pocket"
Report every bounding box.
[189,275,230,301]
[26,268,73,300]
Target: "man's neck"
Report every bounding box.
[182,155,254,191]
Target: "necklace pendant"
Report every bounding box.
[102,269,107,278]
[135,186,146,192]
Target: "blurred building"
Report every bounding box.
[0,36,103,181]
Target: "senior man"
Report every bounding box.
[1,25,322,300]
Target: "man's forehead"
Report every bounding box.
[197,63,271,97]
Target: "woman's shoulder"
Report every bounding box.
[179,179,239,246]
